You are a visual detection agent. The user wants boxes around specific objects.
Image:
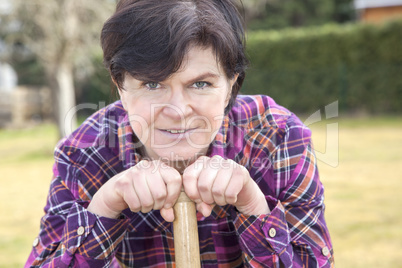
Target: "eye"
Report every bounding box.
[193,81,210,89]
[145,82,160,90]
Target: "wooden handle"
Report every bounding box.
[173,191,201,268]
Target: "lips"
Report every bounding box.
[165,129,186,134]
[158,128,197,137]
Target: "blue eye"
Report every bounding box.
[145,82,160,89]
[193,81,210,89]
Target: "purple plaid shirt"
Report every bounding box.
[25,95,334,267]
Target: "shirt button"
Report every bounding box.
[322,246,330,257]
[32,237,39,247]
[77,226,85,236]
[268,227,276,238]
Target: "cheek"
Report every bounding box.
[129,117,149,144]
[204,96,227,123]
[195,104,225,135]
[126,106,153,143]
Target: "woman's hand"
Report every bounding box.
[182,156,270,217]
[87,160,182,222]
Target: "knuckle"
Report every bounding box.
[165,173,181,184]
[225,192,237,203]
[215,198,226,206]
[182,173,196,185]
[114,176,130,189]
[130,166,145,178]
[198,181,210,192]
[185,191,198,200]
[141,198,154,207]
[212,186,225,198]
[141,207,152,213]
[211,155,223,161]
[233,164,247,176]
[137,159,149,168]
[209,156,226,170]
[158,161,170,171]
[137,159,158,173]
[221,160,232,170]
[198,155,210,161]
[153,190,167,202]
[152,159,164,169]
[130,204,141,212]
[211,154,222,163]
[141,202,154,212]
[223,158,233,166]
[196,156,209,167]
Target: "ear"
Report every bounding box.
[230,73,239,88]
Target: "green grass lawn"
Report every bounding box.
[0,117,401,267]
[309,116,402,268]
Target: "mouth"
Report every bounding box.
[165,129,186,134]
[159,128,198,137]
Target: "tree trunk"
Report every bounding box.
[55,62,77,137]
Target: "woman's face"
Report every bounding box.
[119,46,238,168]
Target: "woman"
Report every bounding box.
[26,0,334,267]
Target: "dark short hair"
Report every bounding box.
[101,0,248,114]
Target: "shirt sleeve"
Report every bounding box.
[25,170,129,267]
[232,118,334,267]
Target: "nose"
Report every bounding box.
[161,88,193,120]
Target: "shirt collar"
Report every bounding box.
[207,114,230,158]
[117,113,143,169]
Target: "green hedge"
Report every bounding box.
[243,19,402,114]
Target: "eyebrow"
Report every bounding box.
[186,72,220,85]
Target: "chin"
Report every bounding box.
[154,147,206,163]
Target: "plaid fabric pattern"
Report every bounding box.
[25,95,333,267]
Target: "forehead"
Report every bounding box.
[124,45,227,83]
[176,45,225,77]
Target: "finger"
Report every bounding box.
[196,202,214,218]
[197,157,222,204]
[183,156,208,203]
[160,207,175,222]
[160,164,182,209]
[146,165,167,211]
[133,161,154,213]
[211,161,234,206]
[114,170,141,212]
[123,176,142,212]
[225,164,248,205]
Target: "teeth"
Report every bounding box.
[167,129,185,134]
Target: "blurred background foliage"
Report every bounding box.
[3,0,401,118]
[245,0,355,30]
[0,0,366,120]
[0,0,116,132]
[243,19,402,115]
